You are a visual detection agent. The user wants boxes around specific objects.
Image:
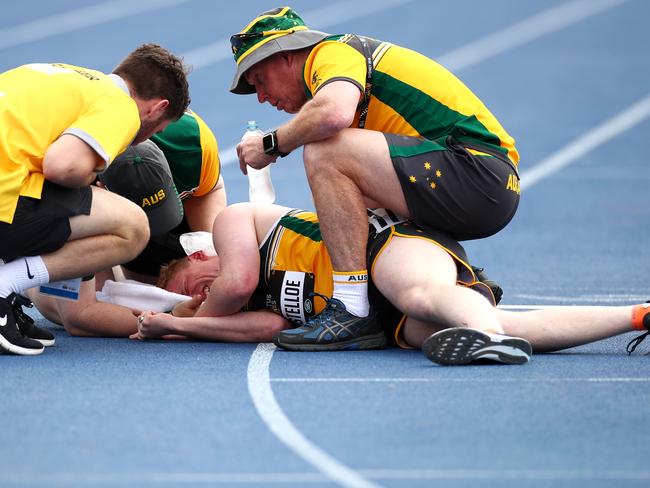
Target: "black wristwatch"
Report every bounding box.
[262,130,289,157]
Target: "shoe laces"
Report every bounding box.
[305,292,339,327]
[7,293,35,332]
[627,331,650,355]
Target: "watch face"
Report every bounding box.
[263,132,275,153]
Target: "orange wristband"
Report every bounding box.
[631,303,650,331]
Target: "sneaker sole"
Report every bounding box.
[422,328,531,365]
[34,337,55,347]
[275,332,387,351]
[0,334,45,356]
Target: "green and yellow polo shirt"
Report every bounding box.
[302,35,519,165]
[151,110,221,201]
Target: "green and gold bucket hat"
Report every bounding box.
[229,6,330,94]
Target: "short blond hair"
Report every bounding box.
[157,257,190,290]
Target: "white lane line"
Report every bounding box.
[359,468,650,480]
[521,93,650,190]
[509,294,649,304]
[271,377,650,383]
[183,0,415,70]
[218,0,633,167]
[4,468,648,484]
[0,0,191,50]
[247,343,381,488]
[437,0,629,71]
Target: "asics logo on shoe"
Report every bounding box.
[25,260,34,279]
[0,315,7,326]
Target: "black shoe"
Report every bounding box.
[8,293,55,346]
[422,328,531,365]
[472,266,503,305]
[0,296,45,355]
[273,293,387,351]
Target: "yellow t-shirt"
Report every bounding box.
[303,36,519,165]
[0,63,139,223]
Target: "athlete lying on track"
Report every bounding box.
[130,203,650,365]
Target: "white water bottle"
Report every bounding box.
[242,120,276,204]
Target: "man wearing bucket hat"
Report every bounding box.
[232,7,521,352]
[0,43,191,355]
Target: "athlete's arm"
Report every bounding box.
[195,204,260,317]
[27,278,139,337]
[42,134,104,187]
[131,309,290,342]
[183,175,227,232]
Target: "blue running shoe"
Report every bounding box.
[273,293,387,351]
[423,328,531,365]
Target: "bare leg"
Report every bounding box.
[497,307,634,352]
[303,129,410,271]
[399,306,636,353]
[42,186,149,281]
[372,236,504,334]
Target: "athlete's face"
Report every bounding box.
[165,254,221,302]
[245,54,307,114]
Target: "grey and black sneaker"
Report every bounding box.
[273,293,387,351]
[422,327,531,365]
[472,266,503,305]
[8,293,55,346]
[0,296,45,355]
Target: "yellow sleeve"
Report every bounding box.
[194,112,221,197]
[67,93,140,165]
[303,41,366,96]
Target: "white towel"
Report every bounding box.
[96,279,191,312]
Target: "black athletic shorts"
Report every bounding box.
[0,181,92,262]
[365,211,495,348]
[121,217,190,276]
[386,134,520,240]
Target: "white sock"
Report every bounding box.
[332,270,370,317]
[0,256,50,297]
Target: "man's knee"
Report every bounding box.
[120,205,150,258]
[304,132,351,180]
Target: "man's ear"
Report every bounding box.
[149,99,169,117]
[188,250,208,262]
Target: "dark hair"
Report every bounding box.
[113,43,191,121]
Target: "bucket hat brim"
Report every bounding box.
[230,29,330,95]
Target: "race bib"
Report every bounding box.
[264,270,315,324]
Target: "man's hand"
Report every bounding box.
[172,295,203,317]
[130,310,171,340]
[236,132,277,174]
